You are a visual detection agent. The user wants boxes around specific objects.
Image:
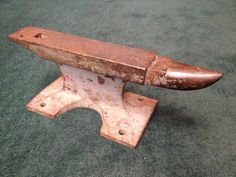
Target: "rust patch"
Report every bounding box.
[97,76,105,85]
[104,74,115,81]
[63,73,77,92]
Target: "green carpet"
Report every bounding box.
[0,0,235,176]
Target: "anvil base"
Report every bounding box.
[26,65,158,148]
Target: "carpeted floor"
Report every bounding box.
[0,0,235,176]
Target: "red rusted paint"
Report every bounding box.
[97,76,105,85]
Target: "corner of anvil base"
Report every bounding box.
[99,93,158,149]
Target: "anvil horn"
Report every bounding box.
[145,57,223,90]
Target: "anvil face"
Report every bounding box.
[8,26,222,148]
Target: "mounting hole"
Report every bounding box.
[40,102,46,107]
[138,98,144,101]
[34,33,46,39]
[118,129,125,135]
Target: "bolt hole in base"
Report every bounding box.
[119,129,125,135]
[40,102,46,107]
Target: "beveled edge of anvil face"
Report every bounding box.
[8,26,156,71]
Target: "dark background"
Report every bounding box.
[0,0,235,176]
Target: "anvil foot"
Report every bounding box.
[26,65,158,148]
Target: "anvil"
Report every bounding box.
[8,26,222,148]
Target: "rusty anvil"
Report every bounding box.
[8,27,222,148]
